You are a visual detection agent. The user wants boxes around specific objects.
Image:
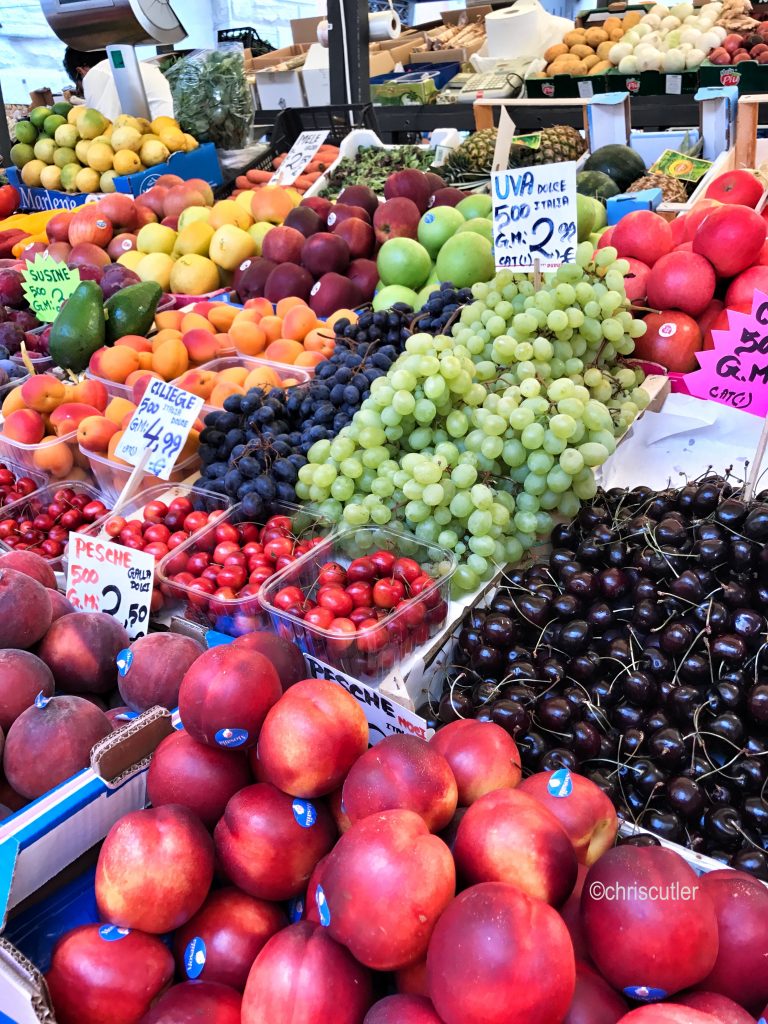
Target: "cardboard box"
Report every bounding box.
[301,44,332,107]
[252,44,311,110]
[5,144,222,213]
[290,15,324,45]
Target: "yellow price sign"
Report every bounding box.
[21,253,81,323]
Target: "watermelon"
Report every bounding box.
[577,170,620,202]
[582,145,646,193]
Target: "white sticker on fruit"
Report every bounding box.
[292,799,318,828]
[310,281,321,296]
[99,925,130,941]
[623,986,668,1002]
[315,885,331,927]
[658,322,676,337]
[34,691,51,709]
[547,768,573,798]
[215,727,249,748]
[66,533,153,640]
[115,378,204,481]
[184,937,206,979]
[491,160,578,271]
[269,130,329,186]
[327,212,337,227]
[116,648,133,676]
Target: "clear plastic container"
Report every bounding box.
[258,526,457,681]
[79,447,200,505]
[172,355,311,417]
[0,370,30,404]
[11,352,51,373]
[155,501,331,636]
[84,368,134,403]
[0,427,83,479]
[0,480,108,572]
[0,458,46,510]
[164,288,229,310]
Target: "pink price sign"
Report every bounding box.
[685,289,768,416]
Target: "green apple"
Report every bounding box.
[588,196,607,231]
[456,218,493,242]
[248,221,273,255]
[435,233,495,290]
[457,193,492,220]
[377,238,432,290]
[373,284,420,311]
[417,206,465,259]
[576,194,596,243]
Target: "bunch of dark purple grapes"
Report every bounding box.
[427,475,768,879]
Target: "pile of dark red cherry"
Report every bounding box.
[434,476,768,879]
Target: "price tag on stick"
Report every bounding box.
[491,161,578,272]
[21,253,80,323]
[66,532,154,639]
[115,378,203,481]
[269,130,329,186]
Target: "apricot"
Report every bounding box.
[327,308,359,328]
[116,334,153,353]
[304,328,335,355]
[98,346,141,383]
[138,352,154,370]
[183,328,219,365]
[229,321,266,356]
[32,438,74,477]
[233,308,264,326]
[71,378,109,411]
[282,375,303,386]
[275,296,307,318]
[78,415,120,454]
[180,312,217,336]
[210,381,244,407]
[244,366,282,391]
[125,369,159,389]
[244,297,274,318]
[282,305,319,342]
[208,304,239,332]
[132,373,162,404]
[152,338,189,380]
[214,332,233,351]
[4,409,45,444]
[105,397,137,426]
[151,329,183,352]
[179,428,199,462]
[177,369,217,400]
[155,310,184,332]
[264,339,304,365]
[218,367,249,386]
[108,430,129,464]
[2,386,26,417]
[295,351,325,368]
[258,316,284,344]
[251,186,295,225]
[21,374,66,414]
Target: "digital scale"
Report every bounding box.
[40,0,186,118]
[439,61,529,103]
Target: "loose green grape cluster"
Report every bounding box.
[297,242,649,595]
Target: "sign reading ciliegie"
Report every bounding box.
[491,161,578,271]
[115,378,203,480]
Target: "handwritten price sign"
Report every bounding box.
[115,378,203,480]
[269,130,329,186]
[491,161,578,271]
[21,254,80,323]
[66,533,154,639]
[685,290,768,416]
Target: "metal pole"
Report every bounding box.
[0,76,15,171]
[328,0,370,106]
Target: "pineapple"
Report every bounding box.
[627,173,688,204]
[534,125,587,166]
[443,125,586,184]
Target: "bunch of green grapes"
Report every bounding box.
[297,242,649,594]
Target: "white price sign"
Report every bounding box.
[269,130,329,186]
[115,378,203,481]
[491,161,578,271]
[66,532,154,639]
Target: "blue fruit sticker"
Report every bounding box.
[288,897,304,923]
[548,768,573,798]
[99,925,130,942]
[315,885,331,927]
[292,799,318,828]
[184,937,206,979]
[116,649,133,676]
[116,711,140,722]
[34,691,51,709]
[215,728,249,748]
[424,212,435,223]
[623,986,668,1002]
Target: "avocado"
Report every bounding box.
[49,280,105,373]
[104,281,163,346]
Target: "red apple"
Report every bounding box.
[140,981,242,1024]
[635,311,702,372]
[725,263,768,306]
[427,881,576,1024]
[674,993,755,1024]
[623,257,651,302]
[756,236,768,263]
[597,227,614,248]
[723,33,745,54]
[107,233,137,261]
[684,199,721,240]
[315,808,455,971]
[429,719,521,805]
[384,169,432,213]
[565,961,628,1024]
[242,922,372,1024]
[342,734,458,833]
[703,301,751,351]
[173,887,286,992]
[581,845,719,998]
[98,192,138,231]
[47,210,74,243]
[615,1010,720,1024]
[705,169,764,208]
[697,299,724,341]
[331,217,376,260]
[674,241,693,252]
[68,204,114,248]
[95,804,215,933]
[373,197,421,244]
[253,678,368,798]
[612,211,673,267]
[669,216,688,247]
[645,251,716,318]
[45,924,174,1024]
[519,770,618,866]
[696,869,768,1014]
[454,787,577,906]
[327,203,371,227]
[364,995,443,1023]
[693,204,766,277]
